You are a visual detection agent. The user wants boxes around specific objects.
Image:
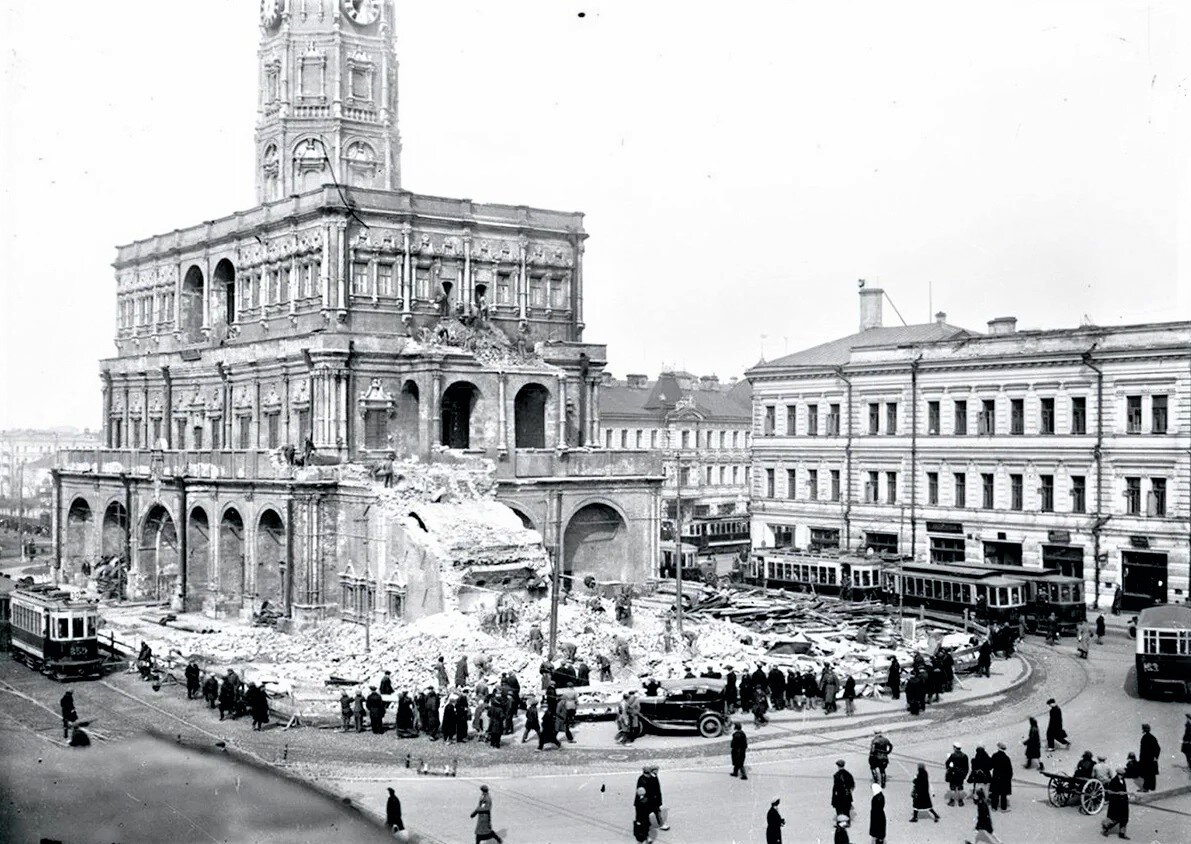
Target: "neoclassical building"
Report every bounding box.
[52,0,662,626]
[748,286,1190,612]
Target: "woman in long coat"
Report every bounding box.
[868,783,886,844]
[1022,716,1042,768]
[442,697,458,743]
[909,763,940,822]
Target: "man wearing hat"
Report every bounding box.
[766,797,785,844]
[470,784,503,844]
[1101,767,1130,839]
[730,722,749,779]
[635,765,668,831]
[831,759,856,820]
[1046,699,1070,750]
[1092,755,1113,783]
[868,731,893,787]
[945,743,970,806]
[1138,723,1160,792]
[989,742,1013,810]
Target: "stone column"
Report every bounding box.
[498,372,508,453]
[101,372,112,448]
[430,370,443,448]
[336,221,348,312]
[463,233,472,314]
[518,237,528,321]
[401,224,412,316]
[556,372,568,447]
[321,223,332,311]
[589,378,600,446]
[574,240,585,338]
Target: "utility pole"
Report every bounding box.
[674,452,684,638]
[352,504,372,653]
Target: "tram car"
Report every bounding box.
[1005,570,1086,635]
[1134,604,1191,700]
[882,563,1026,625]
[660,542,718,584]
[746,549,883,601]
[9,584,103,680]
[0,576,13,651]
[679,516,752,559]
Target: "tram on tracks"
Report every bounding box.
[8,584,103,680]
[882,562,1027,625]
[745,549,884,601]
[0,576,13,652]
[1135,604,1191,700]
[993,569,1087,634]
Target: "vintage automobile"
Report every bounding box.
[637,678,729,738]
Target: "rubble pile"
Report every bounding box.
[102,580,968,713]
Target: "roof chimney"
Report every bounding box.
[699,375,720,390]
[626,374,649,388]
[859,284,884,331]
[987,316,1017,336]
[935,311,947,325]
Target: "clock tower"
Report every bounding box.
[256,0,401,203]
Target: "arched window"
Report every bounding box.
[514,383,550,449]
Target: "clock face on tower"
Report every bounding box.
[260,0,282,29]
[342,0,380,27]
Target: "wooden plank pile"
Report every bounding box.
[655,583,890,634]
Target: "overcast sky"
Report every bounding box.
[1,1,1188,429]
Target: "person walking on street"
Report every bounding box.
[1046,699,1070,750]
[1101,767,1130,839]
[766,797,785,844]
[185,661,201,699]
[470,784,503,844]
[945,743,970,806]
[1182,712,1191,773]
[1076,622,1091,659]
[202,674,219,709]
[964,792,1004,844]
[639,765,668,831]
[832,759,856,821]
[1095,614,1106,644]
[730,722,748,779]
[869,731,893,787]
[632,787,652,842]
[753,687,770,726]
[1139,723,1160,792]
[1111,585,1122,616]
[1024,716,1042,768]
[869,783,886,844]
[843,675,856,716]
[521,693,541,744]
[910,763,940,822]
[59,690,77,739]
[386,786,404,834]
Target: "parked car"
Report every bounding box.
[637,678,729,738]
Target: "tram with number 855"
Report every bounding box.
[9,584,103,680]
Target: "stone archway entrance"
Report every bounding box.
[137,504,179,602]
[563,503,629,585]
[441,381,480,449]
[255,509,286,612]
[187,507,210,612]
[100,501,128,562]
[64,498,93,582]
[514,383,550,449]
[219,508,245,612]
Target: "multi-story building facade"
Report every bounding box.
[748,286,1190,611]
[600,372,752,558]
[52,0,662,624]
[1,429,101,500]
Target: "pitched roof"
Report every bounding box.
[600,374,751,423]
[750,322,975,372]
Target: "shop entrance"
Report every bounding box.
[1042,544,1084,579]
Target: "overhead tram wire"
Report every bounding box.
[309,136,370,231]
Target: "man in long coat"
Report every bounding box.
[1046,698,1070,750]
[1139,723,1160,792]
[989,742,1013,810]
[730,722,748,779]
[185,661,201,699]
[385,787,404,833]
[831,759,855,819]
[768,666,786,710]
[366,686,385,734]
[887,657,901,700]
[470,784,503,843]
[766,798,785,844]
[724,667,738,712]
[1101,768,1130,838]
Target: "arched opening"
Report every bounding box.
[441,381,480,450]
[181,265,205,342]
[255,509,286,611]
[136,504,179,602]
[64,498,93,582]
[186,507,210,612]
[213,259,236,325]
[563,503,629,585]
[395,380,420,454]
[514,383,550,449]
[219,508,246,610]
[506,506,536,532]
[100,501,128,562]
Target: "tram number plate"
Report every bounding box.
[70,645,87,657]
[1141,661,1159,673]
